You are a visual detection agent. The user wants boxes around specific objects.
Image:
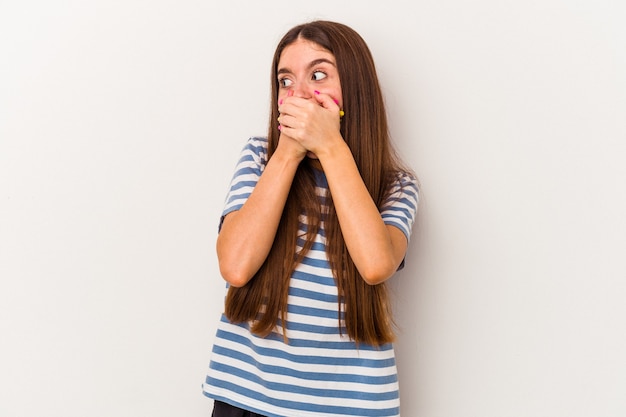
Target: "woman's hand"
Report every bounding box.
[275,129,308,162]
[277,90,343,158]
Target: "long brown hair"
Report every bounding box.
[225,21,408,346]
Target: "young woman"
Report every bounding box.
[203,20,419,417]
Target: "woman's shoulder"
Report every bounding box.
[245,136,268,147]
[238,136,268,158]
[384,169,420,207]
[390,169,419,192]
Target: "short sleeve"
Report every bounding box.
[218,137,268,232]
[380,172,419,243]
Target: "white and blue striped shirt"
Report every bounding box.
[203,137,419,417]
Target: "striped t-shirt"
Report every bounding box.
[203,137,419,417]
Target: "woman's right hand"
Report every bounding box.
[276,126,308,162]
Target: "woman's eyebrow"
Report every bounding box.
[307,58,336,69]
[277,58,336,76]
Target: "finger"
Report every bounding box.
[313,91,344,121]
[277,113,295,129]
[313,90,332,109]
[313,90,343,111]
[278,98,303,119]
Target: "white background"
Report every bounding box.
[1,1,625,416]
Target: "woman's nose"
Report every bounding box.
[292,81,312,99]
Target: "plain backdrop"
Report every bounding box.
[1,1,625,416]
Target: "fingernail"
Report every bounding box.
[333,99,339,104]
[279,99,283,105]
[278,125,282,131]
[314,90,320,95]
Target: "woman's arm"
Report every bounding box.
[217,138,305,287]
[317,140,408,285]
[279,93,408,284]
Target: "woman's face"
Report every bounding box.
[277,38,343,107]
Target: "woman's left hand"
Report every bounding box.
[277,91,343,158]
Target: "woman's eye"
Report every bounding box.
[312,71,327,81]
[279,78,293,88]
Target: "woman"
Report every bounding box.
[203,20,419,417]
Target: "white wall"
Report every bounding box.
[1,1,625,416]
